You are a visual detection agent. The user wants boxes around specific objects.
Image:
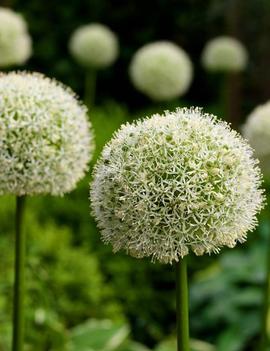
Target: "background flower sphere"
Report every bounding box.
[91,108,264,264]
[0,7,32,67]
[0,72,94,196]
[69,23,119,69]
[242,101,270,176]
[129,41,193,101]
[201,36,248,72]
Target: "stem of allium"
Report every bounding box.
[85,68,96,108]
[223,72,242,130]
[260,227,270,351]
[175,257,190,351]
[12,196,26,351]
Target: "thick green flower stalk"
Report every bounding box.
[69,23,119,107]
[202,36,248,129]
[0,7,32,68]
[0,72,94,351]
[242,102,270,350]
[129,41,193,101]
[90,108,264,351]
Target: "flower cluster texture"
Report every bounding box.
[69,23,119,69]
[201,36,248,72]
[0,7,32,67]
[0,72,94,196]
[242,101,270,176]
[129,41,193,101]
[90,108,264,264]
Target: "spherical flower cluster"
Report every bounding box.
[242,102,270,176]
[90,108,264,264]
[201,36,248,72]
[0,7,32,67]
[129,41,193,101]
[0,72,94,196]
[69,23,119,69]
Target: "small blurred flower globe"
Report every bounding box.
[242,102,270,176]
[0,72,94,196]
[69,23,119,69]
[0,7,32,67]
[129,41,193,101]
[90,108,264,264]
[201,36,248,72]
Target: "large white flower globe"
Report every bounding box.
[129,41,193,101]
[0,72,94,196]
[202,36,248,72]
[243,101,270,176]
[0,7,32,67]
[69,23,119,69]
[91,108,264,263]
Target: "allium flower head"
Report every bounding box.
[0,72,94,196]
[129,41,193,101]
[242,102,270,176]
[90,108,264,264]
[69,23,119,69]
[0,7,32,67]
[202,36,248,72]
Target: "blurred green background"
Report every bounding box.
[0,0,270,350]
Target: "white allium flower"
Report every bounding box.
[242,101,270,175]
[202,36,248,72]
[90,108,264,264]
[129,41,193,101]
[0,7,32,67]
[0,72,94,196]
[69,23,119,69]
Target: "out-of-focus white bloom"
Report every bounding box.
[0,72,94,196]
[129,41,193,101]
[0,7,32,67]
[90,108,264,264]
[202,36,248,72]
[69,23,119,69]
[242,101,270,175]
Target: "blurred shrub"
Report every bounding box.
[0,197,124,351]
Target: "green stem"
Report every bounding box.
[84,68,96,108]
[175,257,190,351]
[222,72,242,130]
[260,227,270,351]
[12,196,26,351]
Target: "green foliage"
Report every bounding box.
[91,102,130,162]
[67,319,129,351]
[65,320,216,351]
[189,226,268,351]
[0,198,124,351]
